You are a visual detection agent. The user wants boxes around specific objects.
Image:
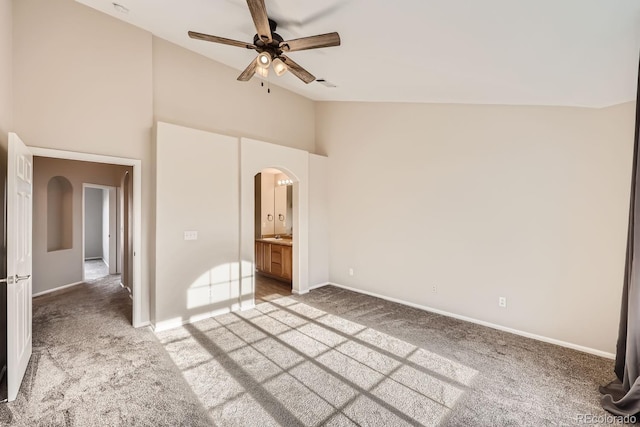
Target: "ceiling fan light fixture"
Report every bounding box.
[272,58,288,76]
[257,52,271,69]
[256,64,269,78]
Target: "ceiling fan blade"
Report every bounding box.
[280,55,315,84]
[237,57,258,81]
[280,32,341,52]
[246,0,272,43]
[188,31,256,50]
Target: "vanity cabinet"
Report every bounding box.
[255,240,292,282]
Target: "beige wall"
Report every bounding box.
[0,0,12,149]
[84,187,104,259]
[155,123,240,329]
[11,0,316,325]
[33,157,131,295]
[152,37,316,153]
[12,0,153,315]
[10,0,634,356]
[155,124,319,329]
[316,100,636,354]
[309,154,329,287]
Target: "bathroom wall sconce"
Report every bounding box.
[267,214,273,221]
[277,179,293,186]
[278,214,285,221]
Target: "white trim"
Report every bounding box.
[292,288,308,295]
[29,146,145,328]
[308,282,329,291]
[83,183,116,191]
[240,138,310,310]
[321,282,615,360]
[152,308,232,333]
[83,257,103,261]
[33,281,84,297]
[241,302,256,311]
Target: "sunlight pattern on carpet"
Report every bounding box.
[156,296,478,426]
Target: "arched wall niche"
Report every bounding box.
[47,176,73,252]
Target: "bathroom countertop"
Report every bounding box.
[256,237,293,246]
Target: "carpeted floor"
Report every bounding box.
[1,274,213,426]
[0,276,622,426]
[84,259,109,281]
[157,286,619,426]
[293,287,619,426]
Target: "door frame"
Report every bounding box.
[29,147,144,328]
[240,137,310,310]
[81,184,118,280]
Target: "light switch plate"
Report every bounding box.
[184,231,198,241]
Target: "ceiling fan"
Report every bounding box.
[188,0,340,84]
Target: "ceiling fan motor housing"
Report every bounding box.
[253,20,285,59]
[187,4,340,85]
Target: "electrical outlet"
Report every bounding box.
[184,230,198,241]
[432,284,437,293]
[498,297,507,308]
[348,268,354,277]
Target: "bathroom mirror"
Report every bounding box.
[255,170,293,238]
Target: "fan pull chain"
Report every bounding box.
[259,77,271,94]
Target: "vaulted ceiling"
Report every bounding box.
[76,0,640,107]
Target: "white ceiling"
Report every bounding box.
[76,0,640,107]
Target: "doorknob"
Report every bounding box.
[0,274,30,284]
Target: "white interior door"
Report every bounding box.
[7,133,33,402]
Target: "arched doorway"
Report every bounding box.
[254,168,295,302]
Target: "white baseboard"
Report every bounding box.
[134,321,151,329]
[319,282,615,360]
[152,308,232,333]
[293,282,330,296]
[33,281,84,298]
[309,282,330,291]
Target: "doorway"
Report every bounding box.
[254,168,294,302]
[30,147,143,327]
[82,185,118,282]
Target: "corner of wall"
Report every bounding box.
[0,0,13,153]
[313,101,328,157]
[149,121,157,325]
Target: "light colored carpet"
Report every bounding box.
[0,276,619,426]
[157,287,616,426]
[158,297,475,426]
[1,274,213,426]
[84,259,109,281]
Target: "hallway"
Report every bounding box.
[84,259,109,281]
[0,275,211,426]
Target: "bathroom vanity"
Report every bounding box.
[255,238,292,283]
